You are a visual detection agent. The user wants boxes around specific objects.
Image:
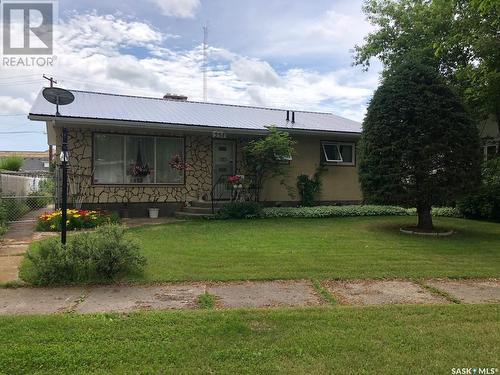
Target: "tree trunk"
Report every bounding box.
[417,204,433,230]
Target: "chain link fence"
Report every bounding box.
[0,170,56,223]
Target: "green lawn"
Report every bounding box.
[0,305,498,374]
[121,216,500,282]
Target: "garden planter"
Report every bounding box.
[148,208,159,218]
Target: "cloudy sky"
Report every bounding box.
[0,0,381,151]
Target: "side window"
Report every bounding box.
[321,142,355,165]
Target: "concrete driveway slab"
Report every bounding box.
[76,284,205,313]
[326,280,448,305]
[0,287,84,315]
[208,280,322,308]
[426,279,500,304]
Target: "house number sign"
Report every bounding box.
[212,131,227,139]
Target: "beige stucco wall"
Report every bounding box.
[256,135,362,202]
[54,124,361,205]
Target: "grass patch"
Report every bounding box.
[197,291,216,309]
[0,280,25,289]
[312,279,337,305]
[0,305,498,374]
[20,216,500,284]
[127,216,499,282]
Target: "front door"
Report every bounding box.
[213,139,235,200]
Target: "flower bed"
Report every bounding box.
[36,209,119,231]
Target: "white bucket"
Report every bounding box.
[148,208,159,218]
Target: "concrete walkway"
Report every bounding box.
[0,207,56,283]
[0,279,498,315]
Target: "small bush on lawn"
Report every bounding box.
[217,202,262,219]
[23,224,145,285]
[36,209,120,231]
[261,205,413,218]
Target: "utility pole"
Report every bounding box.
[203,24,208,102]
[43,74,57,87]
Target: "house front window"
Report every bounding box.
[93,133,184,184]
[321,141,355,165]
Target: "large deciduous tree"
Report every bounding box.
[354,0,500,130]
[359,61,481,230]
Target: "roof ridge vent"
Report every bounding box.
[163,93,188,101]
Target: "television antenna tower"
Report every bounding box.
[203,23,208,102]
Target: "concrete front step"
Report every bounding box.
[189,200,229,208]
[174,211,214,219]
[174,201,229,218]
[183,206,220,214]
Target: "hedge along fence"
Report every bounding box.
[260,205,462,219]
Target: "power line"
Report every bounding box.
[0,80,41,86]
[0,114,26,116]
[0,74,41,80]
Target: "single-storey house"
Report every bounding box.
[29,89,363,217]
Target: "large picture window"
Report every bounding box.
[321,141,355,165]
[93,133,184,184]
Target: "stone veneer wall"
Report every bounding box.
[64,127,212,205]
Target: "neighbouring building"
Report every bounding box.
[0,150,50,172]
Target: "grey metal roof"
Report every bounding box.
[29,89,362,134]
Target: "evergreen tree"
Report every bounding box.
[359,61,481,229]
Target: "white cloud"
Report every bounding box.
[148,0,200,18]
[0,96,31,114]
[256,9,373,58]
[230,57,281,87]
[56,13,164,54]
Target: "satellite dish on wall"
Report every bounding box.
[42,87,74,116]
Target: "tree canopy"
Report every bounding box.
[359,60,481,229]
[354,0,500,126]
